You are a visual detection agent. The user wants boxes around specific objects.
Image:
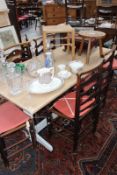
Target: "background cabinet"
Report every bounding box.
[43,4,77,25]
[43,4,65,25]
[85,0,96,18]
[43,1,97,25]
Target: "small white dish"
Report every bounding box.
[68,61,84,74]
[28,77,63,94]
[57,64,66,71]
[57,70,72,79]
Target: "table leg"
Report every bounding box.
[86,39,92,64]
[67,33,70,53]
[43,32,47,53]
[71,31,75,60]
[24,110,54,152]
[99,39,104,57]
[79,38,84,56]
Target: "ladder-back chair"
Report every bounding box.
[100,44,116,107]
[50,64,101,152]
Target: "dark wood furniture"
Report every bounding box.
[100,44,116,106]
[42,1,97,25]
[43,4,66,25]
[43,3,77,25]
[4,41,32,63]
[0,102,36,167]
[95,4,117,42]
[49,64,102,151]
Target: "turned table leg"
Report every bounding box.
[86,39,92,64]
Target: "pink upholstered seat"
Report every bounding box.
[53,92,95,119]
[0,102,29,134]
[112,58,117,70]
[0,101,36,167]
[18,15,29,22]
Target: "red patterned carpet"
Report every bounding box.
[0,88,117,175]
[35,89,117,175]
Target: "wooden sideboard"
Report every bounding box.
[43,4,65,25]
[43,1,97,25]
[43,3,77,25]
[85,0,96,18]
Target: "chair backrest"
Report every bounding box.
[99,44,116,106]
[65,0,85,23]
[74,64,101,119]
[33,34,56,56]
[4,41,32,63]
[95,6,116,26]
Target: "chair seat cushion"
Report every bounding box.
[0,102,29,134]
[18,15,29,21]
[53,92,95,119]
[112,58,117,70]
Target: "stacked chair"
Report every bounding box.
[46,44,116,152]
[100,44,116,107]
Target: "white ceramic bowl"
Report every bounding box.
[57,70,71,79]
[68,61,84,74]
[57,64,66,71]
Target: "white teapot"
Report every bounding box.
[37,67,54,84]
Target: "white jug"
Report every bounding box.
[37,67,54,84]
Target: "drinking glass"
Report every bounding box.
[6,71,23,95]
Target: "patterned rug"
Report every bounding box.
[0,89,117,175]
[35,89,117,175]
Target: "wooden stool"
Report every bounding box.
[42,24,75,60]
[78,30,106,64]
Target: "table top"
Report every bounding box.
[78,30,106,39]
[0,47,109,115]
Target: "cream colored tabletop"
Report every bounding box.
[0,47,109,115]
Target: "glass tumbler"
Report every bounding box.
[6,72,23,95]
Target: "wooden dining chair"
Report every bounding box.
[4,40,32,63]
[100,44,116,107]
[0,101,37,167]
[33,34,56,56]
[111,47,117,92]
[65,0,85,24]
[49,64,101,152]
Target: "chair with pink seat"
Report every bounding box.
[48,64,101,152]
[0,101,37,167]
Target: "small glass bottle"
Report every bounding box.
[45,51,54,68]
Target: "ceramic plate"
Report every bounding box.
[28,77,63,94]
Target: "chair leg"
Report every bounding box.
[0,137,9,167]
[29,120,37,149]
[47,113,53,137]
[73,120,81,152]
[92,107,100,133]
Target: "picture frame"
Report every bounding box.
[0,25,19,49]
